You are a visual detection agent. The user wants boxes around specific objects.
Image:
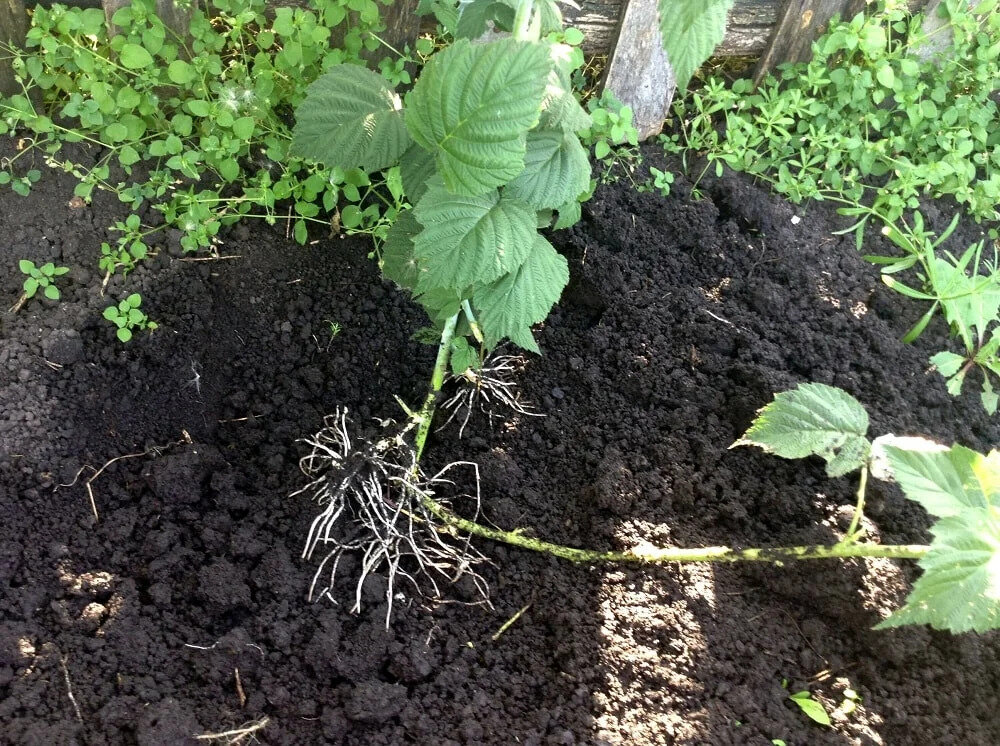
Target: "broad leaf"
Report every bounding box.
[291,65,410,173]
[553,199,582,230]
[876,506,1000,633]
[405,38,550,195]
[473,234,569,353]
[882,444,996,518]
[505,129,591,210]
[733,383,870,478]
[400,144,437,204]
[450,336,479,374]
[416,286,465,323]
[413,180,536,291]
[538,43,592,133]
[658,0,736,91]
[456,0,513,38]
[382,209,423,290]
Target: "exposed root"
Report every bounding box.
[194,716,270,744]
[294,409,490,625]
[439,354,543,438]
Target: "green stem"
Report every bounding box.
[512,0,536,41]
[414,312,458,460]
[845,465,868,541]
[419,494,929,564]
[461,300,484,345]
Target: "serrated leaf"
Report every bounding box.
[505,129,591,210]
[456,0,509,39]
[473,233,569,353]
[930,350,966,378]
[405,38,550,196]
[733,383,870,478]
[658,0,735,91]
[416,286,464,323]
[876,506,1000,633]
[538,45,592,133]
[882,444,995,518]
[400,144,436,203]
[413,180,536,291]
[382,209,423,290]
[450,336,479,374]
[291,65,410,173]
[553,199,582,230]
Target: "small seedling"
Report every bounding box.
[103,293,157,342]
[10,259,69,312]
[326,320,342,339]
[788,690,831,727]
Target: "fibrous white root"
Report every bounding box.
[439,354,543,438]
[294,409,489,625]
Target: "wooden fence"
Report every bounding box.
[0,0,938,136]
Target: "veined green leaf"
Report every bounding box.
[455,0,513,38]
[876,506,1000,633]
[538,44,592,133]
[400,144,436,204]
[881,444,996,518]
[413,180,536,291]
[291,65,410,173]
[382,209,423,290]
[505,129,591,210]
[732,383,870,478]
[473,234,569,353]
[658,0,736,91]
[405,38,550,196]
[553,198,582,230]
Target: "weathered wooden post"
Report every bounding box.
[1,0,28,96]
[600,0,675,140]
[752,0,869,85]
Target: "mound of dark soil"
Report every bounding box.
[1,138,998,745]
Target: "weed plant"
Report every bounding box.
[665,1,1000,230]
[0,0,412,265]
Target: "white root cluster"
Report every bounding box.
[293,409,490,624]
[440,354,543,437]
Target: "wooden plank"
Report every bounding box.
[752,0,856,85]
[600,0,675,140]
[1,0,28,96]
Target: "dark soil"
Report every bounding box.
[2,138,999,745]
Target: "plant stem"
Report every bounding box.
[845,465,869,541]
[419,494,929,564]
[461,300,484,345]
[512,0,536,41]
[413,312,458,460]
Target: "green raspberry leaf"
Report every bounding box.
[733,383,870,478]
[400,144,436,204]
[413,180,536,292]
[450,336,479,375]
[658,0,735,91]
[876,506,1000,633]
[382,209,423,291]
[291,65,410,174]
[405,38,550,196]
[881,444,996,518]
[473,233,569,353]
[505,129,591,210]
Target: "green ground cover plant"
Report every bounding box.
[0,0,406,266]
[664,1,1000,230]
[103,292,156,342]
[10,258,69,312]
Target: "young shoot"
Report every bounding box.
[10,259,69,312]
